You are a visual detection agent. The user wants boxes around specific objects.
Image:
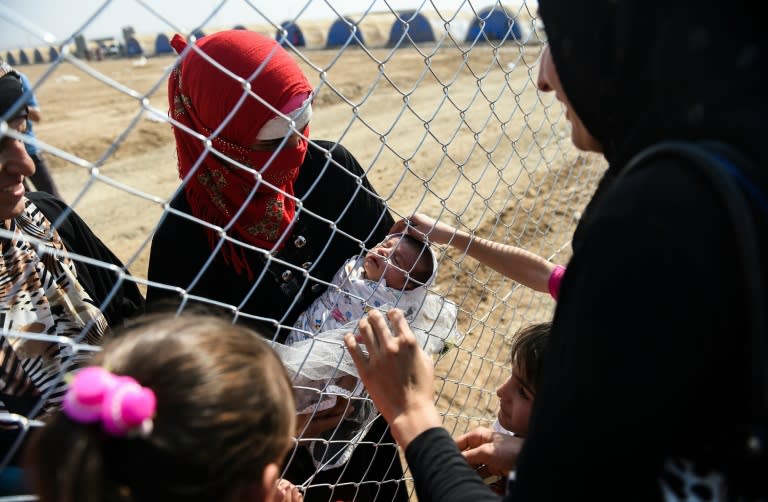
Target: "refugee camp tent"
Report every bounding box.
[276,21,305,47]
[154,33,173,54]
[465,5,522,43]
[326,17,365,48]
[125,37,143,56]
[386,11,435,47]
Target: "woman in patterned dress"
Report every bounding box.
[0,61,144,467]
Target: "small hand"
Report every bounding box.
[344,309,442,448]
[389,213,456,245]
[274,479,303,502]
[455,426,523,477]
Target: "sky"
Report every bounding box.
[0,0,537,51]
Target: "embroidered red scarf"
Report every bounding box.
[168,31,313,278]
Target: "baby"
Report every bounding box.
[290,233,435,341]
[276,233,461,471]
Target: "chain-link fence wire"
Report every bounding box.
[0,0,606,499]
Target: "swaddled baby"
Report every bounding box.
[290,233,434,342]
[276,234,462,470]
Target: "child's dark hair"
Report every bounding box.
[401,234,434,288]
[25,313,295,502]
[509,321,551,392]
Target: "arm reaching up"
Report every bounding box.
[345,310,503,501]
[391,213,563,298]
[344,309,442,449]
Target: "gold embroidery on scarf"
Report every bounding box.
[171,68,187,119]
[214,135,255,157]
[174,93,193,120]
[246,195,283,240]
[265,166,300,186]
[197,170,230,214]
[173,94,186,118]
[217,155,251,174]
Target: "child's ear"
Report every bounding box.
[251,463,280,501]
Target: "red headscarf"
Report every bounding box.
[168,30,313,278]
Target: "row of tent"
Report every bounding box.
[5,32,179,65]
[5,38,145,65]
[5,6,525,64]
[157,7,525,53]
[5,46,60,65]
[285,7,525,48]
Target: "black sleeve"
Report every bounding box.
[509,159,753,501]
[406,427,503,501]
[27,192,145,327]
[145,190,210,306]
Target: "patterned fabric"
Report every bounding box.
[289,256,430,343]
[167,31,313,279]
[0,198,107,415]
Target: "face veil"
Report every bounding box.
[168,31,314,279]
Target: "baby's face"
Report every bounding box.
[363,236,420,290]
[495,365,534,437]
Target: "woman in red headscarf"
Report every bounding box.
[146,30,405,501]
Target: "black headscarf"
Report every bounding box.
[0,67,28,121]
[538,0,768,247]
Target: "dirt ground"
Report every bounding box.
[19,40,605,459]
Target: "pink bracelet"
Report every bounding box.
[548,265,566,301]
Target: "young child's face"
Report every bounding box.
[495,365,534,437]
[363,236,422,290]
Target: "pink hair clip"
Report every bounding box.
[63,367,157,438]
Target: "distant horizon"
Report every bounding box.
[0,0,537,52]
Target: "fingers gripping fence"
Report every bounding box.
[0,0,605,500]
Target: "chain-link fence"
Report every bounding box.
[0,1,605,499]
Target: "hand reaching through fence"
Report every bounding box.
[275,478,304,502]
[456,426,522,478]
[391,212,565,299]
[344,309,442,448]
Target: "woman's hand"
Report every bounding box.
[389,213,459,245]
[455,426,524,477]
[344,309,442,448]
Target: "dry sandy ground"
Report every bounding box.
[19,38,605,488]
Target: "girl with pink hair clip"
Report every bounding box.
[25,313,303,502]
